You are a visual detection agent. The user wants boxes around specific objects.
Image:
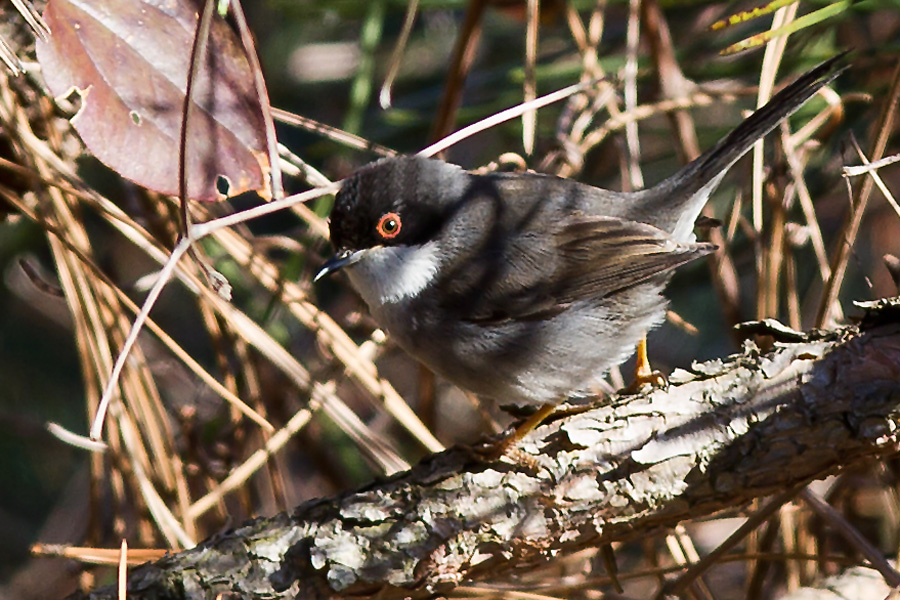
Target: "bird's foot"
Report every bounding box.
[624,367,667,394]
[467,403,557,466]
[624,336,667,394]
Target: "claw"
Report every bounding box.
[469,403,557,464]
[624,336,667,394]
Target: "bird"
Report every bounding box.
[316,56,844,437]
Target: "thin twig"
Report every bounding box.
[661,485,806,598]
[818,58,900,327]
[522,0,539,155]
[379,0,420,109]
[800,488,900,587]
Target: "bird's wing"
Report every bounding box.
[553,216,715,304]
[453,215,714,324]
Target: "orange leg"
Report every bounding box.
[482,402,557,459]
[626,335,666,393]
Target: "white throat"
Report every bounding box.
[347,241,441,305]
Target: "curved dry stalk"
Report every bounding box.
[419,80,593,159]
[378,0,420,110]
[521,0,539,155]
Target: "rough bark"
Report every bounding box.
[75,298,900,600]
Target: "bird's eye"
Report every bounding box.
[376,212,402,239]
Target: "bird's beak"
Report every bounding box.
[315,249,362,282]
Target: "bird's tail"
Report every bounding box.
[641,53,847,240]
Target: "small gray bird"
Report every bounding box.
[317,57,843,412]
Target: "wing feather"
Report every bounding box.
[451,215,714,324]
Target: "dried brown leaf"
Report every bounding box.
[36,0,270,201]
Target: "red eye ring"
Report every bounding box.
[376,212,402,239]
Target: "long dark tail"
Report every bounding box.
[643,53,847,239]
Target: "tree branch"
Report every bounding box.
[76,298,900,600]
